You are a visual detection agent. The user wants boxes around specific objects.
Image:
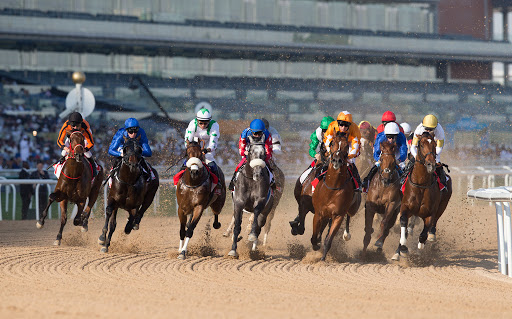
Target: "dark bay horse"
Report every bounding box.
[311,132,361,261]
[289,161,319,236]
[175,141,225,259]
[98,136,159,253]
[363,141,402,255]
[393,132,452,260]
[228,135,274,258]
[36,131,103,245]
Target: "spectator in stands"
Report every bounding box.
[19,135,30,162]
[19,161,33,220]
[30,160,50,215]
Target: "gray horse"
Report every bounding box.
[228,135,274,258]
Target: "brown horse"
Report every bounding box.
[289,162,319,236]
[311,132,361,261]
[356,121,377,178]
[393,132,452,260]
[176,140,225,259]
[36,130,104,245]
[362,141,402,255]
[98,136,160,253]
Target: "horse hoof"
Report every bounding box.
[53,240,61,246]
[177,251,186,260]
[427,233,436,241]
[36,222,43,229]
[297,227,305,235]
[100,247,108,253]
[98,237,105,245]
[81,225,88,233]
[374,240,383,249]
[391,253,400,261]
[248,233,257,242]
[73,219,81,226]
[312,243,321,251]
[343,231,351,241]
[213,221,221,229]
[418,242,425,249]
[227,250,239,258]
[133,224,139,231]
[376,247,383,252]
[290,228,297,236]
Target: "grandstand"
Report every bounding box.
[1,0,512,171]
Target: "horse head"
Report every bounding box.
[68,130,85,162]
[329,131,349,170]
[185,140,204,179]
[379,140,397,184]
[417,132,436,174]
[122,136,143,172]
[247,134,266,181]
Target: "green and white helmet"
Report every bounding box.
[320,116,335,130]
[196,108,212,121]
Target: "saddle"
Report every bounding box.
[310,165,358,193]
[173,163,219,195]
[400,171,448,194]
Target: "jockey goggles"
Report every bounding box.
[69,121,81,127]
[338,120,351,127]
[425,127,434,132]
[386,134,398,140]
[127,127,139,134]
[198,120,210,125]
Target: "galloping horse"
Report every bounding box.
[289,161,319,236]
[98,137,159,253]
[356,121,377,178]
[228,135,274,258]
[175,140,225,259]
[393,132,452,260]
[311,132,361,261]
[363,141,402,255]
[37,130,103,245]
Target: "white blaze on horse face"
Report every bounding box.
[250,159,265,168]
[427,138,432,143]
[186,157,203,171]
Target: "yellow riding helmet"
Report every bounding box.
[336,111,353,123]
[422,114,438,129]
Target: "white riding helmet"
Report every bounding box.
[384,122,400,135]
[400,122,412,135]
[196,108,212,121]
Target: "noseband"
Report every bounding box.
[379,152,399,185]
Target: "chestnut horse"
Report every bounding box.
[176,140,225,259]
[311,132,361,261]
[37,131,103,245]
[363,141,402,255]
[356,121,377,178]
[393,132,452,260]
[99,137,160,253]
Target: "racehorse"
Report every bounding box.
[311,132,361,261]
[98,136,159,253]
[362,140,402,255]
[228,134,274,258]
[356,121,377,178]
[36,130,103,245]
[222,159,283,246]
[175,140,225,259]
[393,132,452,260]
[289,161,319,236]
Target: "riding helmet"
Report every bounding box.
[400,122,412,135]
[320,116,335,130]
[422,114,438,129]
[196,108,212,121]
[336,111,352,123]
[249,119,266,132]
[68,111,83,123]
[384,122,400,135]
[124,118,140,129]
[381,111,396,122]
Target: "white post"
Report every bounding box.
[10,184,16,220]
[504,202,512,276]
[35,184,40,221]
[496,202,507,275]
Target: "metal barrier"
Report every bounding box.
[0,179,57,221]
[467,187,512,278]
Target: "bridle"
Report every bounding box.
[323,138,350,190]
[61,131,85,180]
[410,137,436,188]
[378,152,399,185]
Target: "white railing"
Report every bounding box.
[467,187,512,278]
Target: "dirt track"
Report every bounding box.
[1,191,512,319]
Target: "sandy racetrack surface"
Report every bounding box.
[1,189,512,318]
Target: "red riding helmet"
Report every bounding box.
[381,111,396,122]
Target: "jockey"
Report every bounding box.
[309,116,335,164]
[261,118,282,156]
[400,122,414,159]
[376,111,405,135]
[408,114,447,188]
[228,119,272,191]
[184,107,221,178]
[108,118,152,179]
[57,111,98,177]
[322,111,362,191]
[362,122,408,193]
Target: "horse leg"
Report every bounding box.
[133,179,159,230]
[99,200,116,250]
[418,217,430,249]
[36,192,58,229]
[177,208,187,253]
[228,205,243,258]
[82,171,103,232]
[321,215,344,261]
[179,206,205,260]
[73,202,85,226]
[397,211,410,258]
[54,200,68,246]
[408,215,418,237]
[124,209,137,235]
[343,215,351,241]
[246,213,254,234]
[101,208,118,253]
[363,203,376,254]
[223,215,235,237]
[311,213,327,251]
[375,202,400,250]
[262,208,275,246]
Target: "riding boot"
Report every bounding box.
[58,156,66,164]
[88,157,98,177]
[228,170,237,191]
[207,161,219,178]
[362,164,379,192]
[400,158,415,185]
[350,163,362,192]
[141,158,152,180]
[436,163,447,190]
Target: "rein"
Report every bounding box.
[378,152,399,185]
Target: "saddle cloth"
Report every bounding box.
[173,164,219,194]
[232,165,274,191]
[53,160,99,182]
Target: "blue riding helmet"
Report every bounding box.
[249,119,265,132]
[124,118,140,129]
